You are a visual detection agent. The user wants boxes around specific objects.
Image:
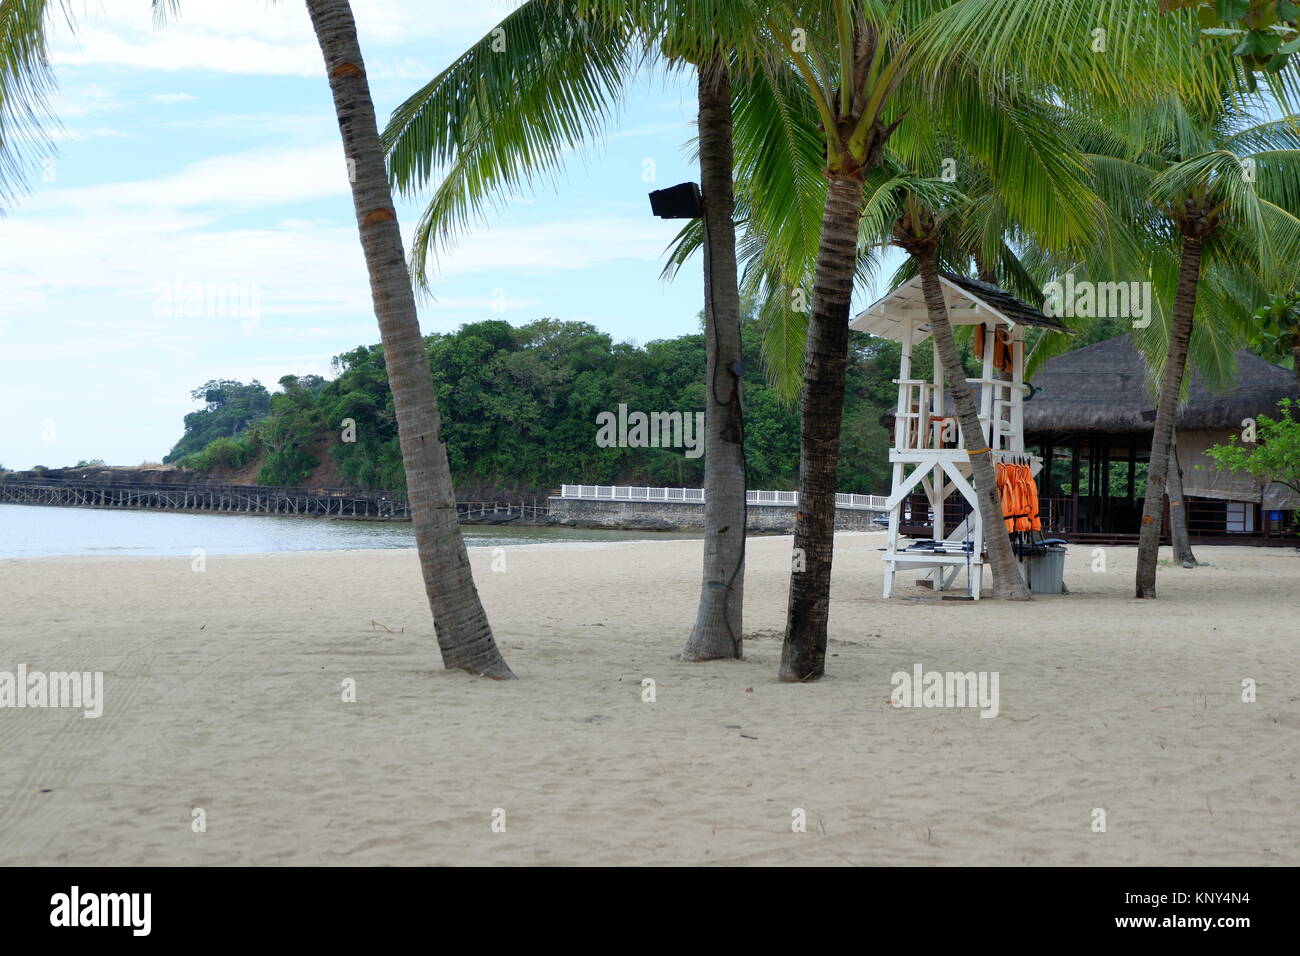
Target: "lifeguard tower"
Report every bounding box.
[849,273,1072,599]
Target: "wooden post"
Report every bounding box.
[979,321,995,447]
[1101,438,1111,532]
[1070,436,1081,534]
[1127,432,1137,503]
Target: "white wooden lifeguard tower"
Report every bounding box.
[849,273,1072,599]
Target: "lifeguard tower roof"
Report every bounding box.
[850,272,1073,341]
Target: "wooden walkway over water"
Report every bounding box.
[0,476,548,522]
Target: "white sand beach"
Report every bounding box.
[1,533,1297,866]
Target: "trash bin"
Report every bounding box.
[1021,546,1067,594]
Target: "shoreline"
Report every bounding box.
[0,531,746,563]
[0,497,793,534]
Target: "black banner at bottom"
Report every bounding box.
[0,865,1282,941]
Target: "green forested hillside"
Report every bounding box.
[166,313,961,496]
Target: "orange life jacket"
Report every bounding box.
[973,323,1014,375]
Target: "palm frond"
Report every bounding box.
[0,0,66,205]
[382,1,637,287]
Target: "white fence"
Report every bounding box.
[557,484,887,511]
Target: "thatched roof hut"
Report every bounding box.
[1024,336,1298,434]
[1023,336,1300,528]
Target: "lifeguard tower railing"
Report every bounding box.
[892,371,1027,454]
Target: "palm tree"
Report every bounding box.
[304,0,513,677]
[854,129,1090,602]
[854,113,1100,602]
[1057,91,1300,597]
[383,1,762,662]
[1165,426,1200,566]
[2,0,514,678]
[889,192,1035,595]
[765,0,1228,680]
[681,52,748,661]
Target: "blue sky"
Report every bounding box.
[0,0,755,470]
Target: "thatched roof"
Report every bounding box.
[1023,336,1299,434]
[851,272,1073,341]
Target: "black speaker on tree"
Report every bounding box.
[648,182,702,219]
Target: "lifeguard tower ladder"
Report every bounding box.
[849,273,1072,599]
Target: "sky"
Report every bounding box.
[0,0,747,470]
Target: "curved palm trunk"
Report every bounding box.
[915,253,1029,599]
[1167,428,1198,566]
[306,0,512,678]
[1136,236,1203,599]
[779,177,862,682]
[683,57,745,661]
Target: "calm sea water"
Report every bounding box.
[0,503,700,559]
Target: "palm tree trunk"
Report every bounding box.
[305,0,512,678]
[683,56,745,662]
[916,253,1029,599]
[1293,341,1300,389]
[1136,236,1203,599]
[779,177,862,682]
[1167,428,1198,566]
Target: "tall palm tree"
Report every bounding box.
[1165,426,1200,565]
[1056,91,1300,597]
[855,116,1098,601]
[304,0,513,677]
[764,0,1228,680]
[681,52,748,661]
[3,0,515,677]
[889,191,1034,595]
[383,1,763,662]
[1137,264,1267,569]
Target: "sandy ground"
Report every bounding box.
[1,533,1297,866]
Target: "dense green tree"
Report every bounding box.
[255,375,322,486]
[163,379,271,463]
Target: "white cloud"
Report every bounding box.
[48,126,128,142]
[426,296,543,310]
[429,217,672,276]
[27,143,349,215]
[50,83,122,118]
[53,24,323,76]
[47,0,527,77]
[149,93,197,103]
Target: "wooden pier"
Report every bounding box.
[0,476,548,522]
